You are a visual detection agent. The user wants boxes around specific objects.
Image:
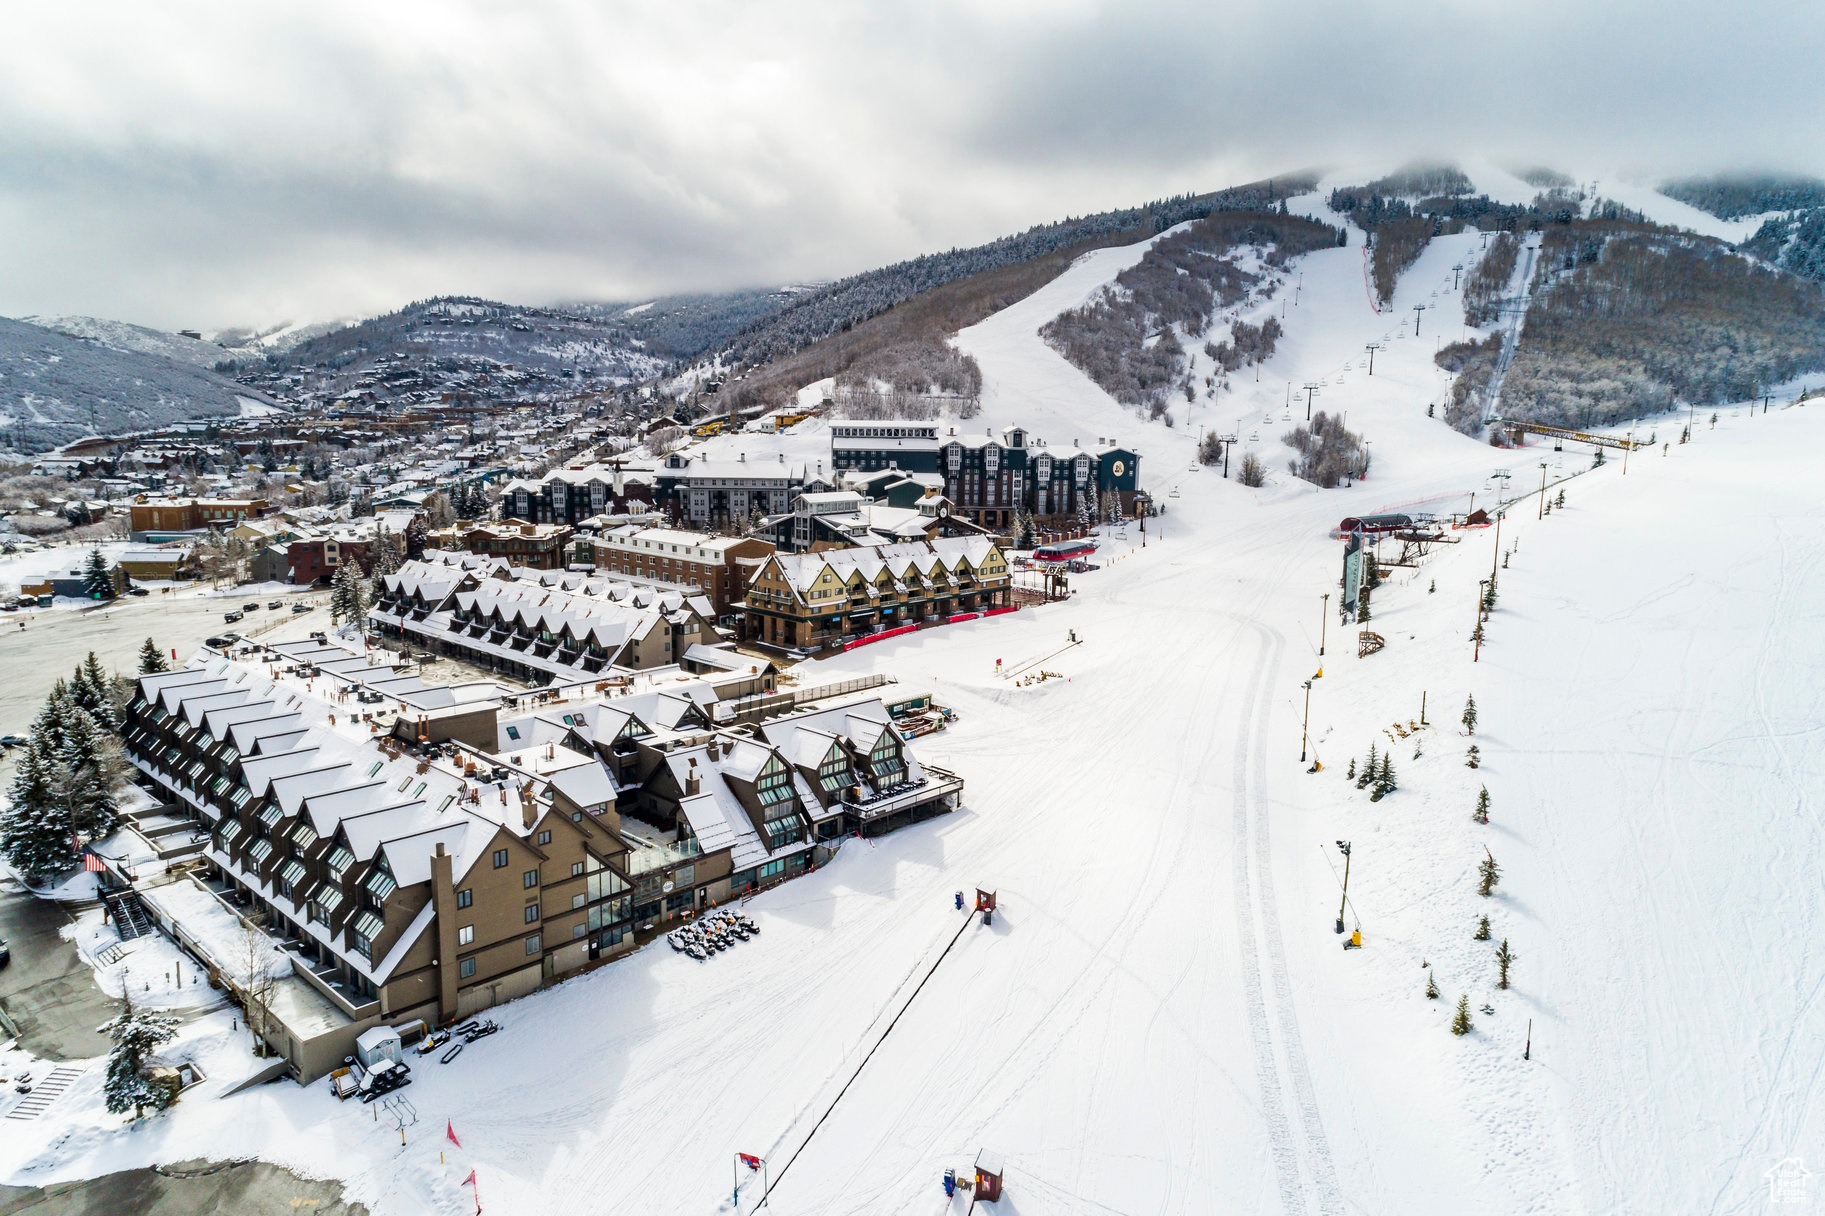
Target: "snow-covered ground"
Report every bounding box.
[2,222,1819,1215]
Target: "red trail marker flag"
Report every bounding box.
[739,1152,763,1170]
[447,1120,462,1148]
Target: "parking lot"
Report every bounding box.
[0,879,114,1060]
[0,1159,366,1215]
[0,585,330,737]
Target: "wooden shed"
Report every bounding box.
[974,1149,1005,1202]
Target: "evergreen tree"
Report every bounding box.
[330,562,368,626]
[1495,938,1517,989]
[138,638,168,675]
[1478,849,1502,897]
[1473,786,1491,824]
[1425,969,1440,999]
[1474,914,1491,940]
[1593,448,1607,467]
[1356,583,1371,623]
[1462,695,1478,735]
[1554,489,1565,509]
[1346,758,1356,781]
[1450,994,1472,1036]
[1466,743,1481,769]
[52,708,120,839]
[81,547,115,600]
[102,1004,180,1119]
[72,653,120,733]
[1482,580,1498,612]
[1356,742,1377,789]
[1370,752,1396,801]
[0,742,69,884]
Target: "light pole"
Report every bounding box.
[1319,593,1329,657]
[1490,511,1502,586]
[1300,679,1313,762]
[1364,343,1378,375]
[1335,840,1352,934]
[1537,461,1548,519]
[1622,430,1633,475]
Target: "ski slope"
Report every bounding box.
[4,222,1822,1216]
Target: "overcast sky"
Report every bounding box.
[3,0,1820,332]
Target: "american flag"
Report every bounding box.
[80,846,105,873]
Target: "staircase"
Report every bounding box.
[106,892,153,942]
[6,1066,84,1120]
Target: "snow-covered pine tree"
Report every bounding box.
[74,653,120,733]
[1495,938,1517,989]
[1466,743,1481,769]
[0,742,68,884]
[1482,580,1498,611]
[1474,913,1490,940]
[102,1004,180,1118]
[1356,742,1377,789]
[53,709,120,839]
[1370,752,1396,801]
[1346,758,1356,781]
[1356,583,1371,623]
[81,547,115,600]
[1425,969,1440,999]
[1473,786,1490,824]
[1462,695,1478,735]
[1478,849,1501,897]
[1450,994,1472,1035]
[330,562,368,626]
[139,638,168,675]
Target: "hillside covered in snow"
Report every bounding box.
[0,316,276,452]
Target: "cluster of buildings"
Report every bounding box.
[115,634,959,1081]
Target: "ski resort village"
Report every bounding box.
[3,24,1825,1208]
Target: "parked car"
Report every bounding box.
[291,603,314,614]
[0,735,27,748]
[244,602,261,612]
[223,611,243,623]
[268,600,284,610]
[127,586,149,596]
[205,635,233,648]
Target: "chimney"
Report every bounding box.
[706,737,721,762]
[686,757,702,796]
[521,787,537,829]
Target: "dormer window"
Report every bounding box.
[756,756,794,806]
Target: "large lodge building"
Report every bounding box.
[121,637,961,1082]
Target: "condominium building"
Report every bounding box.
[744,535,1011,650]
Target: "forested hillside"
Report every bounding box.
[1040,211,1340,416]
[1741,209,1825,282]
[1497,221,1825,428]
[1658,173,1825,219]
[0,316,267,452]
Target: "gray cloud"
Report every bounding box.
[2,0,1819,331]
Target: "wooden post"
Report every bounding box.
[1420,691,1427,725]
[1525,1018,1532,1061]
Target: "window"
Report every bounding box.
[524,934,541,955]
[759,859,785,881]
[457,924,474,946]
[536,830,551,846]
[756,757,794,806]
[870,732,905,779]
[572,892,586,909]
[456,888,473,909]
[673,864,694,887]
[570,861,584,878]
[763,808,802,850]
[818,749,852,793]
[505,726,520,741]
[524,904,539,924]
[459,957,476,979]
[523,869,538,889]
[326,846,354,877]
[365,869,397,900]
[572,923,587,940]
[493,849,509,869]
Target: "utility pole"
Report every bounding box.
[1334,841,1352,934]
[1319,593,1329,657]
[1537,462,1548,519]
[1412,303,1427,336]
[1303,382,1320,422]
[1300,679,1313,762]
[1490,512,1502,585]
[1622,430,1633,475]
